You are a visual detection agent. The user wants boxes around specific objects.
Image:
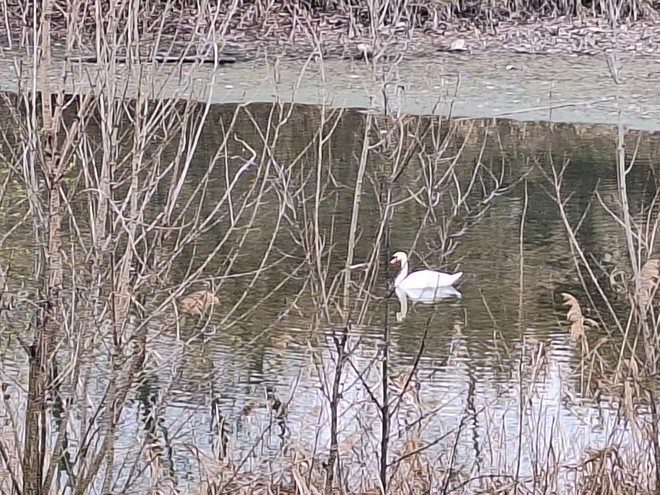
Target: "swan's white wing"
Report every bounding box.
[399,269,463,289]
[437,271,463,286]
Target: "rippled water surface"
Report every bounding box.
[0,101,659,492]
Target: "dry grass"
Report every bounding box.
[287,0,659,23]
[1,0,658,60]
[0,2,659,495]
[7,0,658,27]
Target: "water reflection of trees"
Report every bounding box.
[2,94,660,491]
[1,100,659,380]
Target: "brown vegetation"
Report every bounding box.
[2,0,660,59]
[0,1,659,494]
[180,289,221,316]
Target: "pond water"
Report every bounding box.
[0,99,658,493]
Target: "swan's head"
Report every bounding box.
[390,251,408,265]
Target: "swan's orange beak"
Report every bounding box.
[389,257,398,265]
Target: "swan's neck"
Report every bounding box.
[395,259,409,286]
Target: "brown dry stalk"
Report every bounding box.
[638,257,659,313]
[561,292,588,341]
[22,0,93,493]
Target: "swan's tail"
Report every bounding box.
[446,271,463,286]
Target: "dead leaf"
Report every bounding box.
[561,293,586,341]
[179,290,220,317]
[272,333,294,350]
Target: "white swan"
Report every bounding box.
[390,251,463,290]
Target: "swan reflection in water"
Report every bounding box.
[394,285,462,322]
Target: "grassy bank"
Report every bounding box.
[7,0,659,28]
[227,0,659,24]
[2,0,660,58]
